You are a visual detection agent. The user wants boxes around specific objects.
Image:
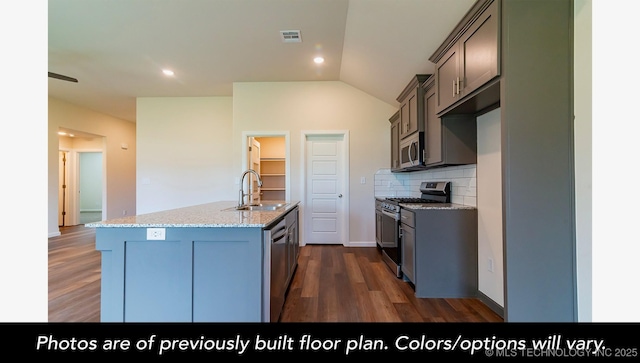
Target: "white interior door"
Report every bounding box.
[304,134,346,245]
[248,137,261,204]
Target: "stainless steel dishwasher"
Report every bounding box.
[263,217,288,322]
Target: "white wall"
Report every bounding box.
[48,97,136,237]
[574,0,592,322]
[476,108,503,307]
[136,97,234,214]
[79,152,103,211]
[232,81,396,244]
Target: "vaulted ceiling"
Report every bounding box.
[48,0,476,122]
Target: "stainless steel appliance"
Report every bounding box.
[263,217,288,322]
[399,131,425,170]
[375,181,451,277]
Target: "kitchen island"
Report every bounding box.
[85,200,299,323]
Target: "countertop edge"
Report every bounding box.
[399,202,476,210]
[85,201,300,228]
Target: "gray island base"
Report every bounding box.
[86,200,299,322]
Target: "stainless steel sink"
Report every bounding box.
[224,203,288,211]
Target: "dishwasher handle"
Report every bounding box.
[270,221,288,242]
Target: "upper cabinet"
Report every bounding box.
[397,74,431,140]
[422,78,477,168]
[389,111,401,171]
[431,0,500,115]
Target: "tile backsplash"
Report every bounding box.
[374,164,477,207]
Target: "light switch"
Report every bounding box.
[360,177,366,184]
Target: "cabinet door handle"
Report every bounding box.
[456,77,460,95]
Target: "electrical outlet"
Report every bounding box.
[147,228,166,240]
[488,258,494,272]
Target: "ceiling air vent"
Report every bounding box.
[280,30,302,43]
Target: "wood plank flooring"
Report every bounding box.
[48,225,101,322]
[48,226,503,323]
[279,244,503,322]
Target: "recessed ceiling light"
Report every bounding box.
[58,131,66,135]
[162,69,174,76]
[313,57,324,64]
[69,134,75,137]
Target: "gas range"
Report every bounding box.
[380,181,451,214]
[375,181,451,278]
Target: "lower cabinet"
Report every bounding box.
[400,209,416,284]
[401,207,478,298]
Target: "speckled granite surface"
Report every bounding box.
[85,200,300,228]
[399,203,476,210]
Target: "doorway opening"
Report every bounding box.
[242,132,290,204]
[58,128,106,227]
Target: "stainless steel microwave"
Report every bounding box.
[399,132,425,170]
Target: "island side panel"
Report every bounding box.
[192,227,263,322]
[95,227,136,322]
[125,239,193,322]
[95,226,265,322]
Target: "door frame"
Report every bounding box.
[300,130,350,247]
[241,131,291,202]
[59,148,105,226]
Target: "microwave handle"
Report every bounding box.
[408,142,414,165]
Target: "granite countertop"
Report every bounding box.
[85,200,300,228]
[400,202,476,210]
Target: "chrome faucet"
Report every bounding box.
[238,169,263,207]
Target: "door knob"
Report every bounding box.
[338,194,343,198]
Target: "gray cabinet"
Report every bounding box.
[389,111,400,171]
[397,74,431,140]
[400,208,415,284]
[433,0,499,114]
[422,78,477,168]
[409,207,478,298]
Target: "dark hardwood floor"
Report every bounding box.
[48,225,503,323]
[279,244,502,322]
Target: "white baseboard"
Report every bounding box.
[344,241,376,248]
[48,231,61,238]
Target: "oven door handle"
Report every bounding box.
[381,209,400,221]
